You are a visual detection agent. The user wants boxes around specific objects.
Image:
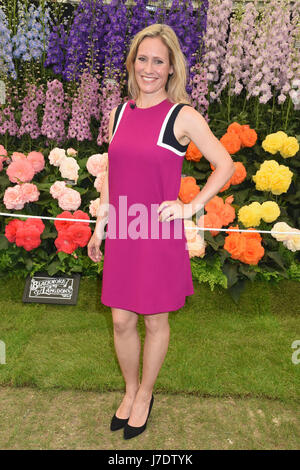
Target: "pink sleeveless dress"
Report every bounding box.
[101,97,194,315]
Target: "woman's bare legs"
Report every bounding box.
[111,308,141,419]
[128,312,170,427]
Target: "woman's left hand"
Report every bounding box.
[157,198,186,222]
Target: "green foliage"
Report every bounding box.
[190,256,227,291]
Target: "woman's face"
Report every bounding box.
[134,36,174,98]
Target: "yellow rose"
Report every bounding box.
[261,201,280,223]
[270,166,293,195]
[262,133,287,154]
[280,136,299,158]
[238,202,262,227]
[252,170,272,191]
[260,160,280,172]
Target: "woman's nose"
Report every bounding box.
[144,61,154,73]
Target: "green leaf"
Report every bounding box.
[267,251,287,270]
[228,279,246,304]
[222,263,239,288]
[0,235,9,250]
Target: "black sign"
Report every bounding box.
[22,272,80,305]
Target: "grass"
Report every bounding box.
[0,276,299,449]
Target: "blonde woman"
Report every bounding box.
[88,23,235,439]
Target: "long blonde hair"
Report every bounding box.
[125,24,191,105]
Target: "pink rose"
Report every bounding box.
[11,151,27,161]
[58,187,81,211]
[27,151,45,174]
[20,183,40,203]
[3,185,25,210]
[89,198,100,217]
[6,159,35,183]
[0,145,8,157]
[50,181,67,199]
[94,171,106,192]
[49,147,66,167]
[86,153,108,176]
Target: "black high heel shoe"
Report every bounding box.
[110,413,129,431]
[123,394,154,440]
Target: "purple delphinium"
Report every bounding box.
[63,0,108,82]
[17,83,45,139]
[44,24,68,75]
[126,0,152,42]
[102,0,128,81]
[67,71,100,141]
[41,79,70,143]
[0,7,17,79]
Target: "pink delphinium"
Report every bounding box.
[189,62,209,122]
[97,78,122,146]
[203,0,233,103]
[67,71,100,141]
[0,85,19,137]
[17,82,45,139]
[41,79,70,143]
[245,0,297,105]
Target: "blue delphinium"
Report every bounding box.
[0,7,17,79]
[12,1,52,62]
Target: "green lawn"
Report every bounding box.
[0,277,299,401]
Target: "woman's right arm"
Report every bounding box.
[87,106,117,262]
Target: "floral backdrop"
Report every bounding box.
[0,0,299,301]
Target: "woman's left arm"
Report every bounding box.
[181,106,235,216]
[158,107,236,222]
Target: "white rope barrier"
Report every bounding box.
[0,211,299,235]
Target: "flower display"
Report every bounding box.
[54,210,92,254]
[50,181,81,211]
[5,218,45,251]
[220,122,257,154]
[48,147,80,182]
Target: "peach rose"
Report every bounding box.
[59,157,80,182]
[94,171,106,192]
[87,153,108,176]
[6,159,35,183]
[89,198,101,217]
[49,147,66,167]
[27,151,45,174]
[67,148,78,156]
[50,181,67,199]
[58,187,81,211]
[3,185,24,210]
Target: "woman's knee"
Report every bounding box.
[144,312,169,335]
[112,308,138,335]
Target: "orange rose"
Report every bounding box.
[227,122,243,137]
[204,195,224,215]
[240,126,257,147]
[203,212,223,236]
[178,176,200,203]
[221,202,236,226]
[239,238,265,265]
[230,161,247,185]
[220,132,241,154]
[224,228,247,259]
[185,141,202,161]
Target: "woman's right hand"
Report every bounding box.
[87,232,103,263]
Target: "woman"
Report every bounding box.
[88,23,235,440]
